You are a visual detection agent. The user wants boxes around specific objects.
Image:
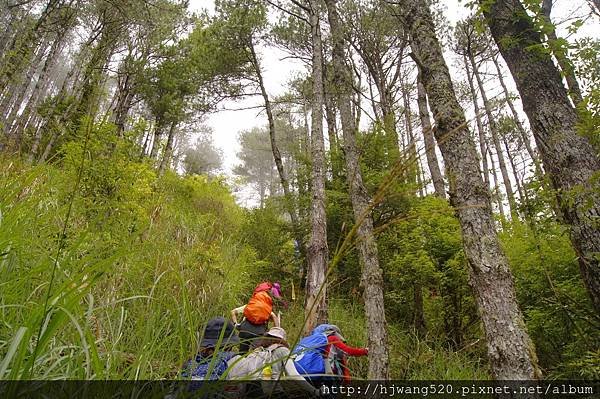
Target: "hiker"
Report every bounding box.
[231,281,283,354]
[227,326,321,397]
[292,324,367,386]
[180,317,239,394]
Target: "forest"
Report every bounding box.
[0,0,599,386]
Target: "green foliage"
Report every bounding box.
[573,38,600,151]
[500,220,600,378]
[239,203,298,282]
[379,197,477,345]
[0,125,257,378]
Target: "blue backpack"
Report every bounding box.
[292,324,337,376]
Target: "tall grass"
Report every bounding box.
[0,152,256,379]
[0,126,490,380]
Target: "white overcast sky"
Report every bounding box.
[188,0,598,184]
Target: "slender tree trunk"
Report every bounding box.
[3,40,49,149]
[450,291,463,348]
[482,0,600,316]
[140,126,152,158]
[464,55,490,190]
[0,10,22,55]
[39,129,57,162]
[488,141,507,220]
[416,70,445,198]
[402,75,421,190]
[150,118,165,160]
[413,283,426,336]
[469,55,517,216]
[158,121,177,174]
[0,0,62,94]
[13,31,65,139]
[405,0,541,379]
[541,0,584,106]
[28,123,43,162]
[325,0,389,379]
[381,88,400,164]
[590,0,600,15]
[504,137,525,203]
[112,66,134,136]
[324,91,340,180]
[248,39,308,271]
[305,0,328,333]
[75,30,116,123]
[491,55,541,173]
[357,44,401,164]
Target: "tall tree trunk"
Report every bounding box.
[112,61,135,137]
[150,118,165,160]
[402,76,420,189]
[74,29,116,123]
[356,45,401,163]
[504,137,525,203]
[305,0,328,333]
[381,87,400,164]
[39,128,58,162]
[405,0,540,379]
[469,54,517,216]
[0,0,62,95]
[541,0,584,106]
[463,55,489,190]
[325,0,389,379]
[158,121,177,174]
[488,140,507,220]
[324,90,340,180]
[416,69,445,198]
[482,0,600,316]
[590,0,600,15]
[248,39,308,273]
[413,282,426,336]
[28,123,43,162]
[3,39,49,148]
[12,30,65,140]
[491,54,541,173]
[0,9,22,55]
[140,125,152,158]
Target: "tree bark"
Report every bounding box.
[416,69,445,198]
[325,0,390,379]
[305,0,329,333]
[469,54,517,216]
[405,0,541,379]
[482,0,600,316]
[158,120,177,174]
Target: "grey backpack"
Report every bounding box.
[226,345,280,380]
